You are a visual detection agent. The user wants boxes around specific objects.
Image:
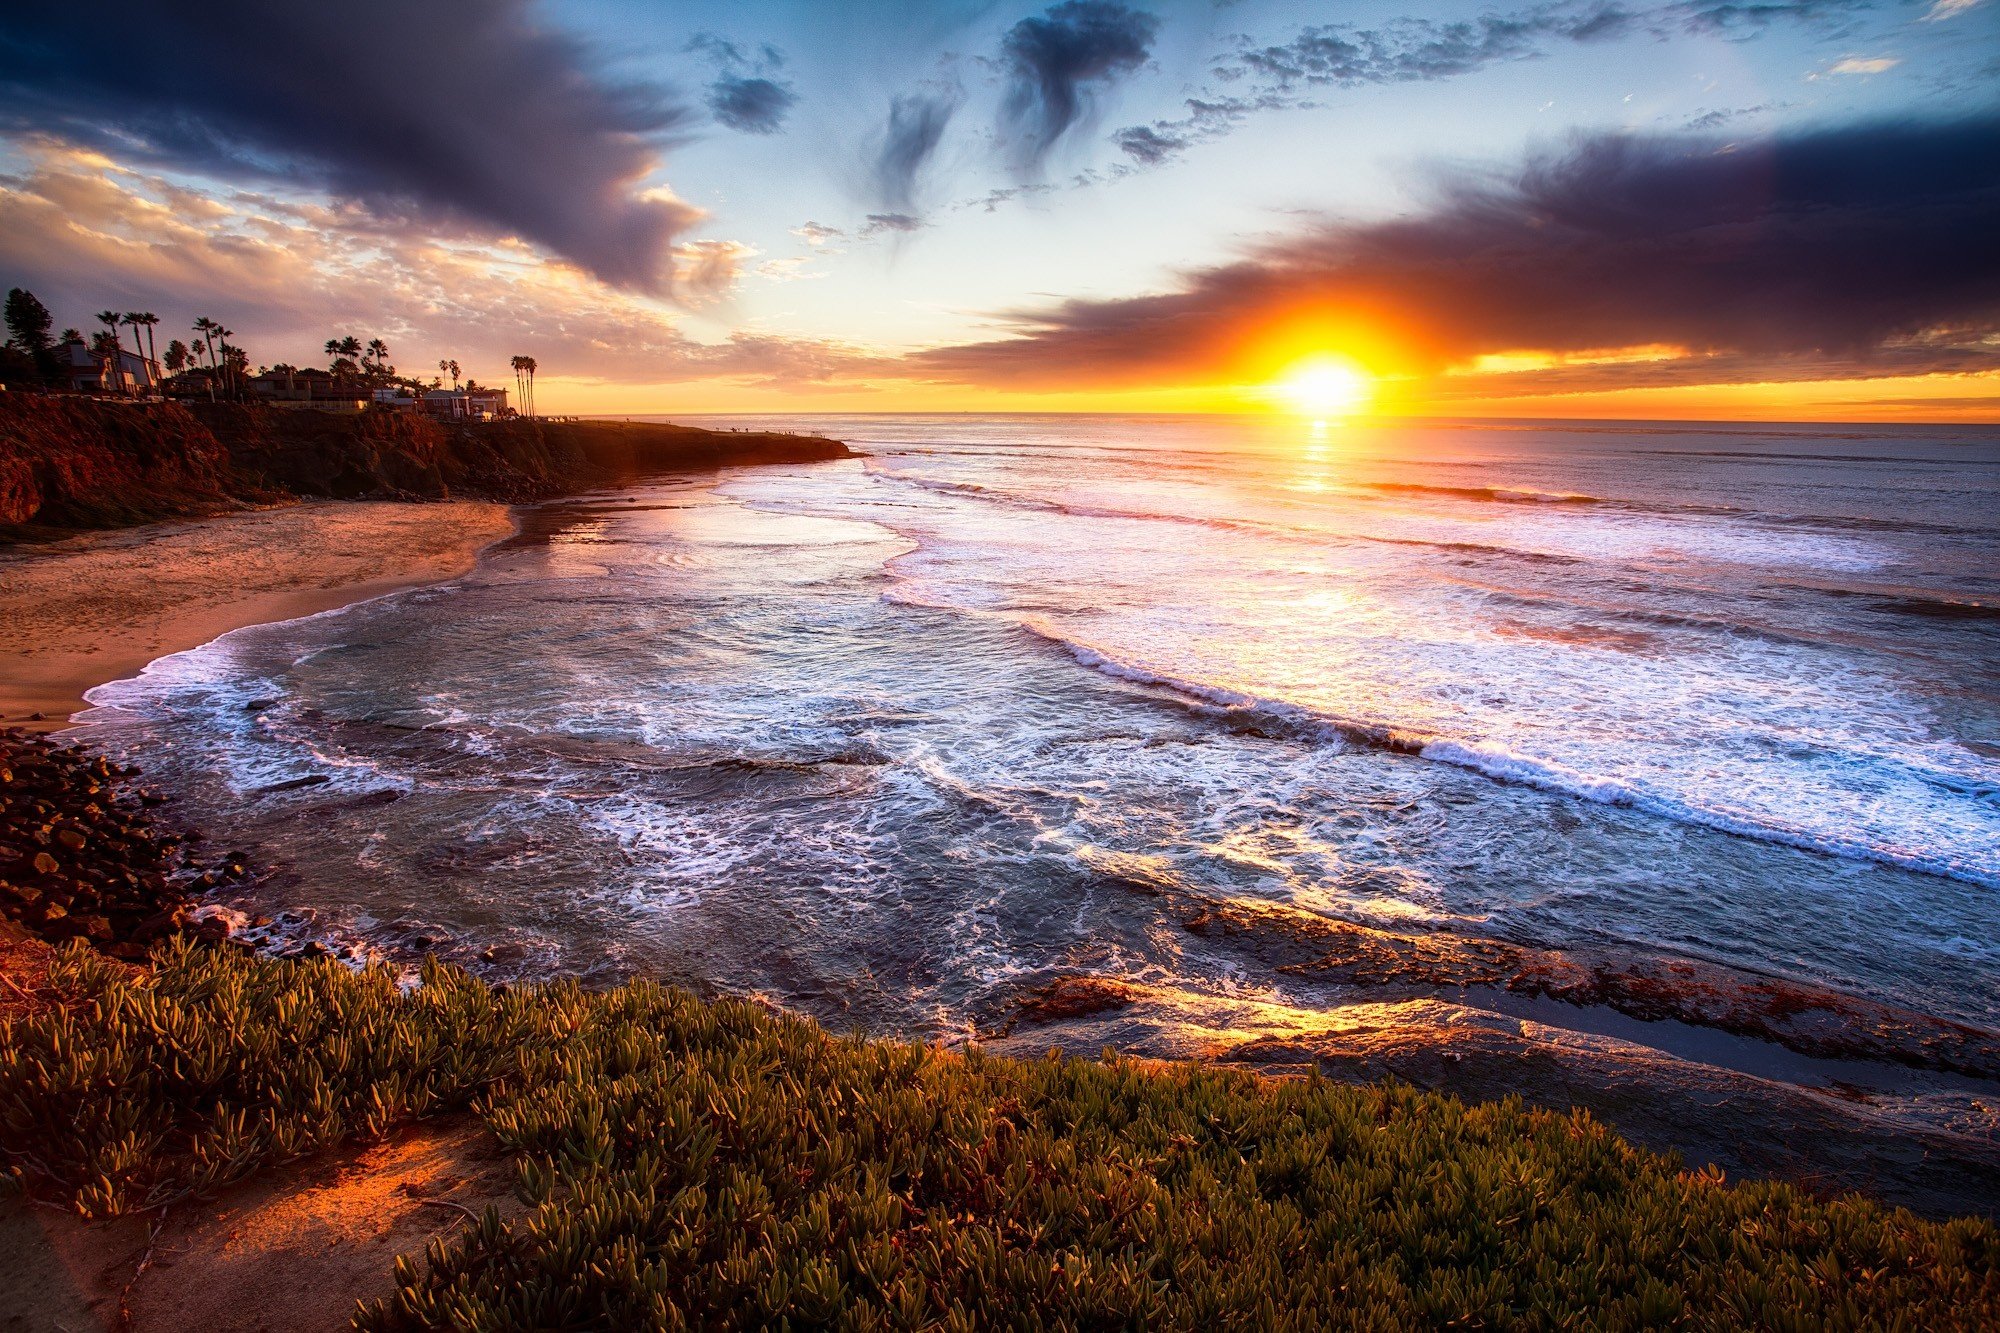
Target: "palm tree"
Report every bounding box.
[448,359,461,391]
[194,318,220,400]
[215,326,237,397]
[324,338,343,368]
[89,330,121,391]
[96,311,125,392]
[141,313,160,382]
[123,313,158,393]
[510,355,526,413]
[338,335,362,366]
[523,356,537,418]
[366,338,389,374]
[164,339,188,375]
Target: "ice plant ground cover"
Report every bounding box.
[2,940,1995,1330]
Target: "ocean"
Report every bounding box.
[79,414,2000,1054]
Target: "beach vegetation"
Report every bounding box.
[2,940,1995,1329]
[3,288,60,385]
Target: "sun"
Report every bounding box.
[1275,355,1373,418]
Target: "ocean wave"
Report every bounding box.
[1362,481,1607,506]
[861,462,1912,576]
[865,465,1600,566]
[1009,620,2000,890]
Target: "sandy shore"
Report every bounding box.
[0,501,517,727]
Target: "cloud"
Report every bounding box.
[686,32,797,134]
[1000,1,1160,170]
[673,239,753,301]
[874,90,962,211]
[1112,91,1298,167]
[1092,0,1872,173]
[1923,0,1983,18]
[1112,124,1188,164]
[1227,0,1868,92]
[706,77,798,134]
[0,1,700,293]
[860,212,926,238]
[0,142,877,388]
[1822,55,1900,75]
[791,221,845,247]
[910,116,2000,394]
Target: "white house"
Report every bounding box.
[419,387,509,420]
[61,339,161,394]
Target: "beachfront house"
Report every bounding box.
[248,367,368,411]
[417,387,509,420]
[60,338,161,395]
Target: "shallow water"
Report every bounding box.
[80,415,2000,1042]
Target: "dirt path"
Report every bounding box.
[0,1119,521,1332]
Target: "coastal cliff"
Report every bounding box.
[0,396,852,537]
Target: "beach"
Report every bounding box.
[0,501,517,727]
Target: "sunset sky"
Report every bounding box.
[2,0,1996,419]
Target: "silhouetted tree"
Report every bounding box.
[5,289,53,356]
[135,312,160,380]
[123,312,159,392]
[164,339,188,375]
[215,325,238,397]
[4,288,56,384]
[194,318,220,400]
[95,311,127,392]
[89,329,120,391]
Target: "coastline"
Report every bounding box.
[0,478,1996,1324]
[0,500,519,729]
[4,473,1995,1224]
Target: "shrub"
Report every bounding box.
[3,941,1995,1329]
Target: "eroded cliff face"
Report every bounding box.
[0,397,243,531]
[0,397,852,539]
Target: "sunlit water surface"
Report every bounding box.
[82,415,2000,1039]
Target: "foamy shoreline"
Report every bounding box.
[0,500,519,728]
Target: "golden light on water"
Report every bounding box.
[1275,355,1374,419]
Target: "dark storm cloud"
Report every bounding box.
[0,0,696,292]
[875,91,962,211]
[911,117,2000,389]
[687,31,797,135]
[707,77,798,134]
[1000,1,1160,168]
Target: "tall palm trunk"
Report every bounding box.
[96,313,126,393]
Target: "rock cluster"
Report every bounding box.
[0,727,247,958]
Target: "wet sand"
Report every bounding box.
[0,502,517,728]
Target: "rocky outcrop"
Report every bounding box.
[0,396,245,531]
[0,396,854,539]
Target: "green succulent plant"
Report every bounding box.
[3,940,1994,1330]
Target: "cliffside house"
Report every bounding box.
[62,339,161,395]
[248,367,368,411]
[371,386,509,420]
